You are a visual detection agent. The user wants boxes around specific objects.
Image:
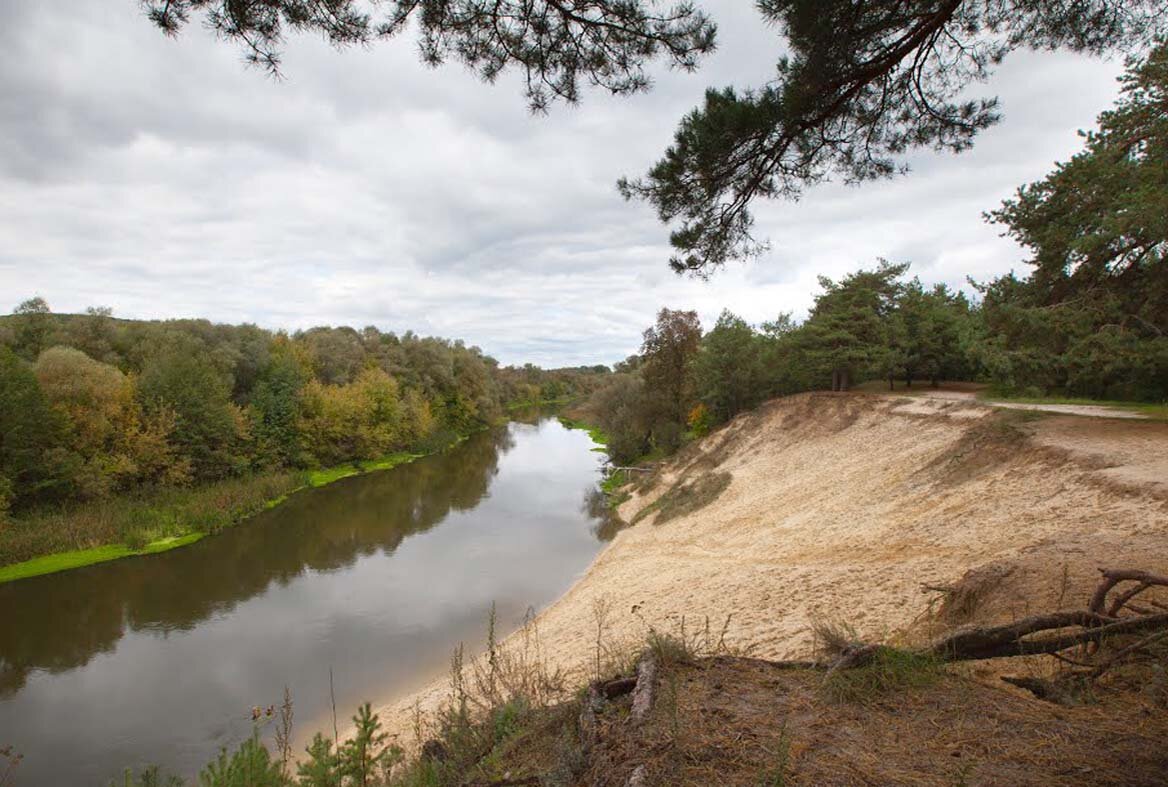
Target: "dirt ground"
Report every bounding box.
[363,393,1168,748]
[573,656,1168,787]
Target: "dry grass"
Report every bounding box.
[583,655,1168,786]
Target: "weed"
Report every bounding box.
[591,594,613,681]
[822,647,942,703]
[756,722,791,786]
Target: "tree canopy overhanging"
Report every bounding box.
[143,1,1166,276]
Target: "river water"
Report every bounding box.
[0,414,610,785]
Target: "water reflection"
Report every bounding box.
[0,427,514,699]
[0,417,606,785]
[581,487,628,542]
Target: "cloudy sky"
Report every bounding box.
[0,1,1130,367]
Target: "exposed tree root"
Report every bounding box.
[819,568,1168,701]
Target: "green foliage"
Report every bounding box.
[143,0,714,112]
[619,1,1165,274]
[198,732,284,787]
[691,311,766,421]
[110,765,184,787]
[0,346,70,507]
[641,308,702,431]
[251,340,308,468]
[339,703,403,786]
[975,43,1168,401]
[799,260,909,391]
[138,348,248,481]
[10,297,53,360]
[0,310,612,570]
[296,734,341,787]
[0,471,302,576]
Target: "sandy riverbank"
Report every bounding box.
[347,392,1168,748]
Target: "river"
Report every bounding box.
[0,414,610,785]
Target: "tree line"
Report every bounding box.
[0,310,607,517]
[590,45,1167,464]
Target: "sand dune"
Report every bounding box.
[366,392,1168,743]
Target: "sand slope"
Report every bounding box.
[370,392,1168,739]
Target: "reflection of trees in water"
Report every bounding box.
[507,405,559,426]
[581,487,626,543]
[0,427,514,698]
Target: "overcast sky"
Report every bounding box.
[0,1,1130,367]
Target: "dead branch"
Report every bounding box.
[1090,629,1168,678]
[925,611,1114,661]
[928,612,1168,662]
[1108,582,1154,617]
[630,653,658,724]
[1089,569,1168,616]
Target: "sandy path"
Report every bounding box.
[916,388,1151,419]
[355,393,1168,747]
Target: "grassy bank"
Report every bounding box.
[0,438,467,584]
[557,415,609,451]
[0,472,305,583]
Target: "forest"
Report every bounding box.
[581,44,1168,464]
[0,310,608,565]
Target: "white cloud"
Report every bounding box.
[0,1,1127,366]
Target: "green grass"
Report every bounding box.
[306,452,423,487]
[0,532,207,583]
[557,416,610,449]
[822,647,942,704]
[631,471,731,526]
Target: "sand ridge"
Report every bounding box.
[358,392,1168,745]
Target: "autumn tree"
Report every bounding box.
[640,308,701,447]
[34,347,186,496]
[138,348,250,480]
